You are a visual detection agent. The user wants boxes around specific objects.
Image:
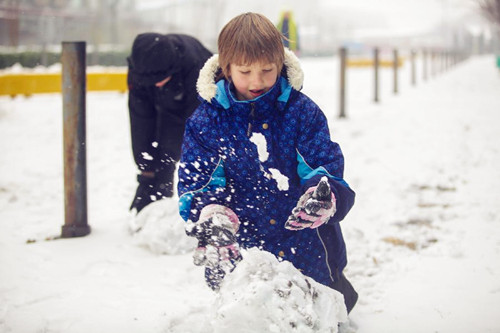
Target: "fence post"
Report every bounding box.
[423,48,428,81]
[431,51,435,78]
[339,47,347,118]
[393,49,398,94]
[61,41,90,238]
[374,47,379,103]
[411,49,416,86]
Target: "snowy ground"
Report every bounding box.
[1,54,499,332]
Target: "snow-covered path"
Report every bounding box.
[1,55,499,332]
[335,55,500,332]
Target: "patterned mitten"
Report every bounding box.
[285,177,336,230]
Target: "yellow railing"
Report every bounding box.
[347,58,404,67]
[0,72,128,97]
[0,58,404,97]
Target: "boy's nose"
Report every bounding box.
[250,74,264,87]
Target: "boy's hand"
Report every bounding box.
[186,205,242,273]
[285,177,336,230]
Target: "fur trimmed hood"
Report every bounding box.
[196,48,304,103]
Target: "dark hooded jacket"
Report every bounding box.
[127,33,212,174]
[178,49,355,288]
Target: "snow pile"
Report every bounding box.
[129,197,197,255]
[211,248,348,332]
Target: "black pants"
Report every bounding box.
[330,269,358,314]
[129,105,186,179]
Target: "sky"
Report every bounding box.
[136,0,484,51]
[321,0,475,32]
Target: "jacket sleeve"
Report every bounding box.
[128,85,157,172]
[179,35,213,121]
[181,65,203,120]
[177,106,233,223]
[295,96,355,223]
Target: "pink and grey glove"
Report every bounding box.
[285,177,336,230]
[186,204,242,272]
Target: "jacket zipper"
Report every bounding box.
[247,103,255,137]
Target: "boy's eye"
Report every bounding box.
[262,69,273,73]
[240,71,250,75]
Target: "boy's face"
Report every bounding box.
[229,62,278,101]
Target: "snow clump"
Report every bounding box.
[211,248,348,332]
[128,197,197,255]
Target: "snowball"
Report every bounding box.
[129,198,197,255]
[211,248,348,332]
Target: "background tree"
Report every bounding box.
[478,0,500,26]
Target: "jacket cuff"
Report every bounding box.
[198,204,240,233]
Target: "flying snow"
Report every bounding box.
[249,132,269,162]
[249,132,289,191]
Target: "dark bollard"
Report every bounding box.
[61,41,90,238]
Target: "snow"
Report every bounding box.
[128,198,197,255]
[211,248,347,333]
[250,132,290,191]
[268,168,290,191]
[249,132,269,162]
[1,54,500,332]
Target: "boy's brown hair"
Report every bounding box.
[217,12,285,79]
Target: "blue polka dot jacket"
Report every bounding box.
[178,48,355,287]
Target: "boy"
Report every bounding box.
[178,13,357,313]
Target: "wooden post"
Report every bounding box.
[374,47,379,103]
[339,47,347,118]
[61,41,91,238]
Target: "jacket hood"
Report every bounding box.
[127,33,183,85]
[197,48,304,104]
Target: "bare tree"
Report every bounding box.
[478,0,500,26]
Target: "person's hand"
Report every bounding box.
[285,177,336,230]
[129,172,174,215]
[186,205,242,273]
[129,173,156,214]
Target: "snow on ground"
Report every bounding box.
[1,54,500,332]
[211,248,347,333]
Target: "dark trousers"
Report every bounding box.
[129,106,186,182]
[330,269,358,314]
